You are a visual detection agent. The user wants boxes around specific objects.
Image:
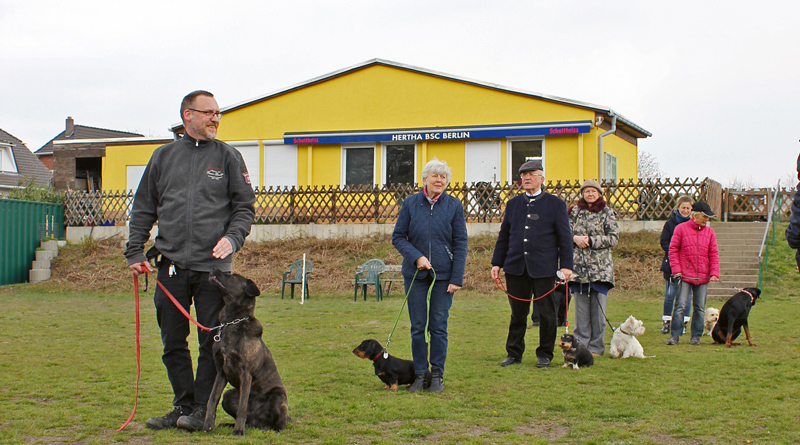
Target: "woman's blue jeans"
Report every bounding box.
[662,278,691,322]
[405,275,453,376]
[670,281,707,338]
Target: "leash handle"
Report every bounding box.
[117,276,142,432]
[144,269,211,332]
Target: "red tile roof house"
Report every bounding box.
[0,128,52,196]
[34,117,142,191]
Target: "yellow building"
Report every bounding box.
[103,59,650,191]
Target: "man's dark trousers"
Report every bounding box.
[505,270,558,361]
[154,264,224,410]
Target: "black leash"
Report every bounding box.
[573,280,616,332]
[673,275,749,293]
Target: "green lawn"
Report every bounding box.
[1,229,799,444]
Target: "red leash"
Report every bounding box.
[145,269,212,332]
[494,276,571,333]
[117,276,142,432]
[117,269,213,432]
[494,277,565,302]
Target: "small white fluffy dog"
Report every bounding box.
[704,307,720,336]
[609,315,647,358]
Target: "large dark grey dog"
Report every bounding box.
[204,268,288,435]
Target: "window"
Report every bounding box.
[508,139,543,181]
[228,142,261,190]
[262,144,297,189]
[604,153,617,182]
[383,144,415,185]
[343,146,374,186]
[0,145,17,173]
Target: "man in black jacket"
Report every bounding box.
[491,160,573,368]
[124,90,256,431]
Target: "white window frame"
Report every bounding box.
[227,140,261,190]
[260,140,298,189]
[380,142,417,186]
[340,143,377,187]
[605,152,617,182]
[0,144,18,173]
[505,137,545,182]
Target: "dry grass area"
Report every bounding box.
[37,230,663,296]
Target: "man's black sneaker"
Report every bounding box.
[176,407,206,432]
[146,406,190,430]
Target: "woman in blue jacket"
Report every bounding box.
[392,158,468,394]
[658,195,694,334]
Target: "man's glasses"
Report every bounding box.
[188,108,222,119]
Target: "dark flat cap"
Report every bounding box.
[519,160,543,173]
[692,201,716,218]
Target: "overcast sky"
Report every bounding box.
[2,0,798,188]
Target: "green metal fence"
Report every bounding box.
[0,199,64,285]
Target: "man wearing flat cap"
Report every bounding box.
[491,160,573,368]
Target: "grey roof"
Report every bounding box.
[171,58,651,138]
[0,128,52,189]
[34,124,143,156]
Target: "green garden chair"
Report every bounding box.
[281,259,312,299]
[354,259,385,301]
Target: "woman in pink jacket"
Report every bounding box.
[666,201,720,346]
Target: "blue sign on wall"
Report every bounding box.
[285,121,592,145]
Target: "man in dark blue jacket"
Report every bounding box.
[491,160,573,368]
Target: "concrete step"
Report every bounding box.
[719,259,759,268]
[711,222,767,230]
[35,250,55,262]
[29,268,51,283]
[28,239,64,284]
[721,273,759,281]
[41,240,59,258]
[31,259,50,270]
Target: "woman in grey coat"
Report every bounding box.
[568,179,619,356]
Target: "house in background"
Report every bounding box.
[0,129,52,196]
[100,59,651,191]
[35,117,143,191]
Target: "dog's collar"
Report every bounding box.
[371,351,384,361]
[618,328,633,336]
[742,289,755,304]
[212,317,249,342]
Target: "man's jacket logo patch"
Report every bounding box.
[206,168,224,180]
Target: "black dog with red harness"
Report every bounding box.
[711,287,761,347]
[352,339,430,391]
